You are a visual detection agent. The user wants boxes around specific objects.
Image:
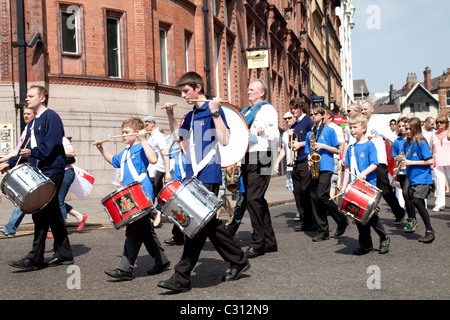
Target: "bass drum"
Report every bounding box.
[219,103,249,168]
[177,102,249,168]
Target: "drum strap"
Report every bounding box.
[120,147,149,182]
[350,144,361,180]
[188,114,218,177]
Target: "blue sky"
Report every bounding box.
[351,0,450,94]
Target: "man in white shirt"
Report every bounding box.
[143,116,171,202]
[241,79,279,258]
[422,117,436,145]
[324,108,344,202]
[361,102,405,223]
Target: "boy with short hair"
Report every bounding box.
[159,71,249,293]
[95,117,169,280]
[341,114,390,255]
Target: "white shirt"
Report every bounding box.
[366,114,397,165]
[281,130,293,172]
[246,103,280,152]
[146,128,168,176]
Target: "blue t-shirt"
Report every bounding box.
[344,140,379,186]
[291,115,314,163]
[392,137,407,176]
[112,143,155,199]
[179,102,229,184]
[305,125,339,172]
[404,139,433,185]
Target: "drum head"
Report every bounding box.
[219,103,249,167]
[21,183,55,214]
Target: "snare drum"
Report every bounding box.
[1,163,55,214]
[101,181,153,229]
[157,177,223,238]
[338,179,382,225]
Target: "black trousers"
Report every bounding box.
[242,152,277,251]
[27,172,73,264]
[375,164,405,219]
[310,171,347,235]
[170,183,248,287]
[291,161,314,225]
[118,215,168,272]
[356,214,388,249]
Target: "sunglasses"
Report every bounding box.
[436,121,446,124]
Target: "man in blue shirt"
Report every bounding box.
[0,85,73,270]
[289,98,316,231]
[158,72,249,293]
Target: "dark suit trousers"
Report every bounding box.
[375,164,405,219]
[170,183,248,287]
[26,172,73,264]
[242,151,277,251]
[291,161,314,224]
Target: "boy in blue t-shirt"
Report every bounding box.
[159,72,249,293]
[342,114,390,255]
[305,106,348,242]
[95,117,169,280]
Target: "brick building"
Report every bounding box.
[0,0,343,200]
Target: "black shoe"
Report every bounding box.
[295,223,317,232]
[147,261,171,275]
[312,233,329,242]
[379,237,390,254]
[47,257,74,267]
[164,237,184,246]
[158,279,191,293]
[8,258,45,271]
[334,219,348,237]
[245,247,264,259]
[223,263,250,281]
[104,268,133,281]
[418,230,435,243]
[353,247,374,255]
[265,245,278,253]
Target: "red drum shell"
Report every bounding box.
[338,179,382,225]
[101,181,153,229]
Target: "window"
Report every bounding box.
[184,32,193,72]
[160,29,168,84]
[107,17,121,77]
[447,91,450,106]
[61,5,79,53]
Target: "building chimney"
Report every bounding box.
[389,84,394,101]
[424,67,431,90]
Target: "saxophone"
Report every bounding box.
[310,125,321,180]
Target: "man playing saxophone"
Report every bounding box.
[305,106,348,242]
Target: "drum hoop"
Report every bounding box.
[220,102,249,168]
[100,181,142,203]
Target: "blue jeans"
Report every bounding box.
[58,168,75,219]
[2,206,26,236]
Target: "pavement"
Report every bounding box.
[0,174,295,232]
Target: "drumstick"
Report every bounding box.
[92,131,152,146]
[329,192,344,200]
[186,99,230,103]
[160,103,178,110]
[15,138,31,167]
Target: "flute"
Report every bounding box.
[93,131,152,146]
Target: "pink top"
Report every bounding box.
[432,132,450,167]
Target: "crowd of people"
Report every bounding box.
[0,78,448,294]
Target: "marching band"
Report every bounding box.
[0,78,445,294]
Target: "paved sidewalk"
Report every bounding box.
[0,174,294,231]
